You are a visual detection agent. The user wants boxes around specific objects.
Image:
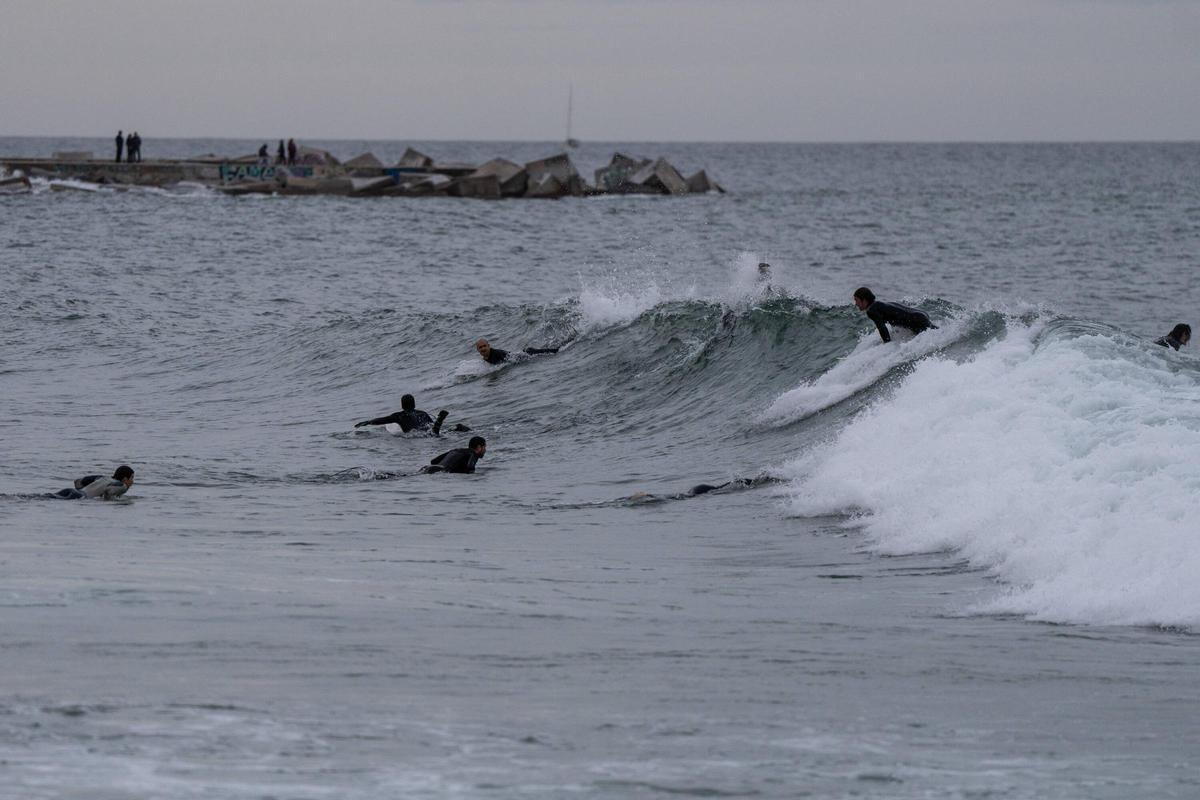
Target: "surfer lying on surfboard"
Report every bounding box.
[51,465,135,500]
[354,394,470,435]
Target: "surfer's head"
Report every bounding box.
[468,436,487,457]
[401,394,416,411]
[112,465,134,488]
[1169,323,1191,345]
[757,262,771,280]
[853,287,875,310]
[475,338,492,360]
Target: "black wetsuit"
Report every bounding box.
[53,474,129,500]
[484,346,559,365]
[1155,335,1184,351]
[866,301,936,343]
[425,448,480,474]
[359,409,434,432]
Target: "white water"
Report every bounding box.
[782,321,1200,628]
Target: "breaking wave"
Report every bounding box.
[779,319,1200,628]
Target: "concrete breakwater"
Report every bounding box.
[0,146,724,199]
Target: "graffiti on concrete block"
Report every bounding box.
[220,164,312,182]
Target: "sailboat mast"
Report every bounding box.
[564,83,580,147]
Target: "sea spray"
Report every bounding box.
[575,250,790,331]
[577,278,674,330]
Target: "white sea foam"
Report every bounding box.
[781,321,1200,628]
[451,357,497,379]
[762,320,963,424]
[47,178,102,193]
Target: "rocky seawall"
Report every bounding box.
[0,146,724,199]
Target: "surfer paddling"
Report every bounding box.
[422,436,487,474]
[354,394,468,435]
[52,465,135,500]
[853,287,937,343]
[475,338,559,365]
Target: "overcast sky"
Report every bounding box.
[1,0,1197,141]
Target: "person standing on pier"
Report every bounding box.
[287,138,297,166]
[276,140,285,164]
[130,132,142,163]
[124,132,132,163]
[115,130,124,163]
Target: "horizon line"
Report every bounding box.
[1,134,1198,147]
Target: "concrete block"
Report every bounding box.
[450,173,502,199]
[295,147,340,166]
[685,169,725,194]
[397,147,434,169]
[430,162,477,177]
[524,172,565,199]
[220,181,276,196]
[525,153,582,190]
[471,158,527,196]
[398,174,453,196]
[594,152,648,192]
[278,176,353,196]
[349,176,398,197]
[0,175,32,193]
[344,152,383,169]
[49,180,101,193]
[629,157,689,195]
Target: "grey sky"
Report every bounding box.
[2,0,1197,141]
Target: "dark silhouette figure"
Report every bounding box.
[53,465,135,500]
[853,287,937,343]
[474,338,559,365]
[123,132,132,164]
[276,140,285,164]
[115,130,124,163]
[356,394,436,433]
[130,132,142,163]
[1155,323,1191,351]
[423,437,487,474]
[287,138,297,166]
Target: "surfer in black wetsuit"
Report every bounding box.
[475,338,559,365]
[423,436,487,474]
[354,394,468,435]
[1154,323,1191,351]
[853,287,937,343]
[53,465,135,500]
[627,476,772,502]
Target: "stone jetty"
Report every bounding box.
[0,146,724,199]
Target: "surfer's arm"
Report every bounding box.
[523,346,559,355]
[355,413,400,428]
[867,310,891,342]
[431,410,449,436]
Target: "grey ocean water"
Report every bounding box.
[2,139,1200,798]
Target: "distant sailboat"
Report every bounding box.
[565,84,580,149]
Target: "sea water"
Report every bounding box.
[1,138,1199,798]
